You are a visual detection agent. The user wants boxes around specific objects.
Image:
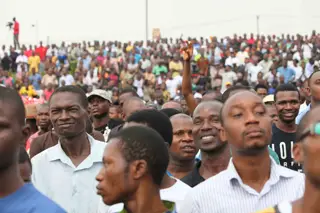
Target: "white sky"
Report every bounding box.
[1,0,320,45]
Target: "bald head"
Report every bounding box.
[123,97,146,120]
[170,113,192,122]
[193,101,223,118]
[161,101,182,112]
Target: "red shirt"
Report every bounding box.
[13,21,19,35]
[25,49,33,58]
[44,89,54,100]
[36,46,47,61]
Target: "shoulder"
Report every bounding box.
[31,144,57,166]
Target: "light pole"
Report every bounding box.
[145,0,149,43]
[256,15,260,35]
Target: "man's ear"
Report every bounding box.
[293,143,304,164]
[130,160,148,181]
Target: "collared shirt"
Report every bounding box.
[296,104,311,124]
[31,134,108,213]
[119,200,177,213]
[181,158,305,213]
[181,161,205,187]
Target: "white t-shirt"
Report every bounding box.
[15,55,28,72]
[221,71,237,93]
[292,66,304,81]
[166,76,182,99]
[100,178,191,213]
[248,65,263,83]
[133,78,144,97]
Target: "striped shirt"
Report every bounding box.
[180,158,304,213]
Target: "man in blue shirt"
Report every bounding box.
[0,86,65,213]
[29,67,42,90]
[277,59,295,83]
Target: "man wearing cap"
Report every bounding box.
[87,89,112,139]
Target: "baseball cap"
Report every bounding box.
[87,89,112,103]
[263,94,274,104]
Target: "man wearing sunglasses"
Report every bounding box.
[256,106,320,213]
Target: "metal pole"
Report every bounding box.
[145,0,149,42]
[256,15,260,35]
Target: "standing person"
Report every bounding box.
[167,114,197,179]
[100,110,191,213]
[181,91,304,213]
[257,106,320,213]
[13,17,20,49]
[31,86,107,213]
[271,84,303,172]
[87,89,112,134]
[181,101,230,187]
[25,104,51,153]
[0,87,65,213]
[96,126,177,213]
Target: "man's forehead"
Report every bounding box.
[194,102,222,117]
[223,91,261,111]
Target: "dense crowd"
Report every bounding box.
[1,31,320,213]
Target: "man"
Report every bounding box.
[181,91,304,213]
[263,95,279,123]
[13,17,20,49]
[28,51,40,73]
[271,84,303,172]
[29,67,42,91]
[255,84,268,99]
[31,86,107,213]
[0,87,65,212]
[256,106,320,213]
[296,71,320,124]
[167,114,197,179]
[118,88,138,110]
[15,51,28,73]
[181,101,230,187]
[100,110,191,213]
[26,104,51,152]
[96,126,176,213]
[87,89,112,134]
[161,101,183,112]
[277,60,295,84]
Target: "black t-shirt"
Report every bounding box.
[181,161,205,187]
[270,124,302,172]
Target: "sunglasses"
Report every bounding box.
[297,122,320,142]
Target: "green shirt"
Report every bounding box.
[153,65,168,76]
[119,200,177,213]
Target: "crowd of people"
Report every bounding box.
[1,31,320,213]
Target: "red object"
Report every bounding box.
[44,89,53,100]
[25,49,32,57]
[36,46,48,61]
[13,21,19,35]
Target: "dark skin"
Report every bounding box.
[167,114,197,179]
[220,91,272,193]
[275,91,300,133]
[36,105,51,135]
[193,102,230,179]
[96,139,167,213]
[89,96,110,130]
[0,101,29,197]
[49,92,90,167]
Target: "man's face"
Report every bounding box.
[193,103,225,153]
[0,101,27,170]
[96,139,135,205]
[221,92,272,155]
[49,92,87,138]
[309,72,320,102]
[108,107,120,120]
[119,93,133,110]
[266,104,279,123]
[36,106,50,130]
[170,116,197,161]
[275,91,300,124]
[256,88,268,99]
[89,96,109,119]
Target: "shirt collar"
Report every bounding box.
[226,157,298,186]
[47,133,104,164]
[119,200,176,213]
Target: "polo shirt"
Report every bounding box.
[31,134,108,213]
[181,161,204,187]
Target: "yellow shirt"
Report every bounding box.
[28,56,41,72]
[19,85,38,97]
[169,61,183,78]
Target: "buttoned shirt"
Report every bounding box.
[31,134,108,213]
[181,158,304,213]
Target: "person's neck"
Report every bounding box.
[160,173,176,190]
[276,119,296,133]
[0,163,24,198]
[39,126,50,135]
[232,149,271,192]
[167,158,195,179]
[92,115,109,129]
[124,185,167,213]
[311,98,320,108]
[200,145,231,179]
[60,131,90,157]
[293,179,320,213]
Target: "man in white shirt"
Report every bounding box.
[166,72,182,99]
[248,59,263,85]
[181,91,304,213]
[15,51,28,73]
[31,86,107,213]
[98,109,191,212]
[59,68,75,86]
